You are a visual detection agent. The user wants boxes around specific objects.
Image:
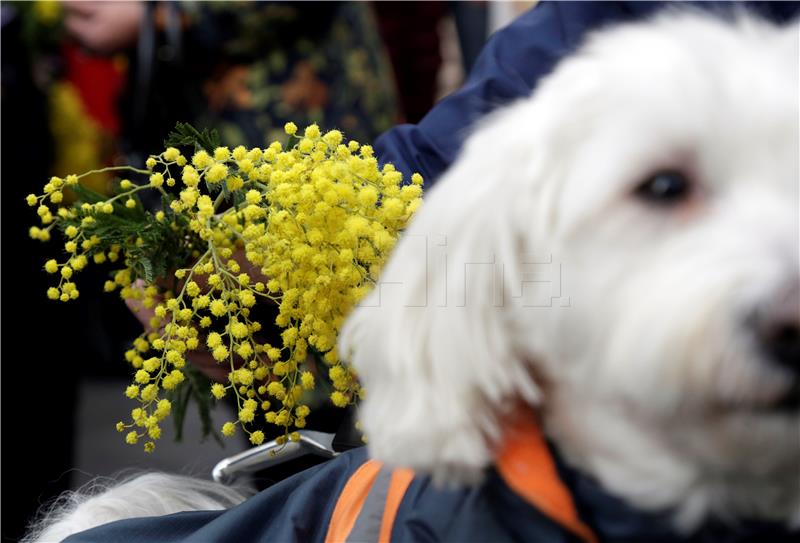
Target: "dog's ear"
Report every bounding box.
[339,103,555,483]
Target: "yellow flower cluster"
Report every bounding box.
[28,123,423,451]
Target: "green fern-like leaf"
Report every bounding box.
[164,122,221,154]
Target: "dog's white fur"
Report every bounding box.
[23,474,251,542]
[25,10,800,542]
[340,9,800,532]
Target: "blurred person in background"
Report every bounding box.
[61,1,401,165]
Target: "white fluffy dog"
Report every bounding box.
[341,8,800,532]
[27,9,800,541]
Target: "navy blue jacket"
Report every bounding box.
[65,439,799,543]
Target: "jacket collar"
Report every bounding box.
[495,415,800,543]
[496,415,598,543]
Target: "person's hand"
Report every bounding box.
[123,249,269,383]
[125,280,232,383]
[63,1,145,55]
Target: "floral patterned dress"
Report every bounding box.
[121,1,399,157]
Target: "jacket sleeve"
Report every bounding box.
[373,1,656,187]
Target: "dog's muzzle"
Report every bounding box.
[753,280,800,409]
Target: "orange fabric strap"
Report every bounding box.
[325,460,415,543]
[328,420,595,543]
[378,468,415,542]
[496,418,599,543]
[325,460,383,543]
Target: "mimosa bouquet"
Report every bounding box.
[27,122,423,452]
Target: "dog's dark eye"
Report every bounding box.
[634,171,692,205]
